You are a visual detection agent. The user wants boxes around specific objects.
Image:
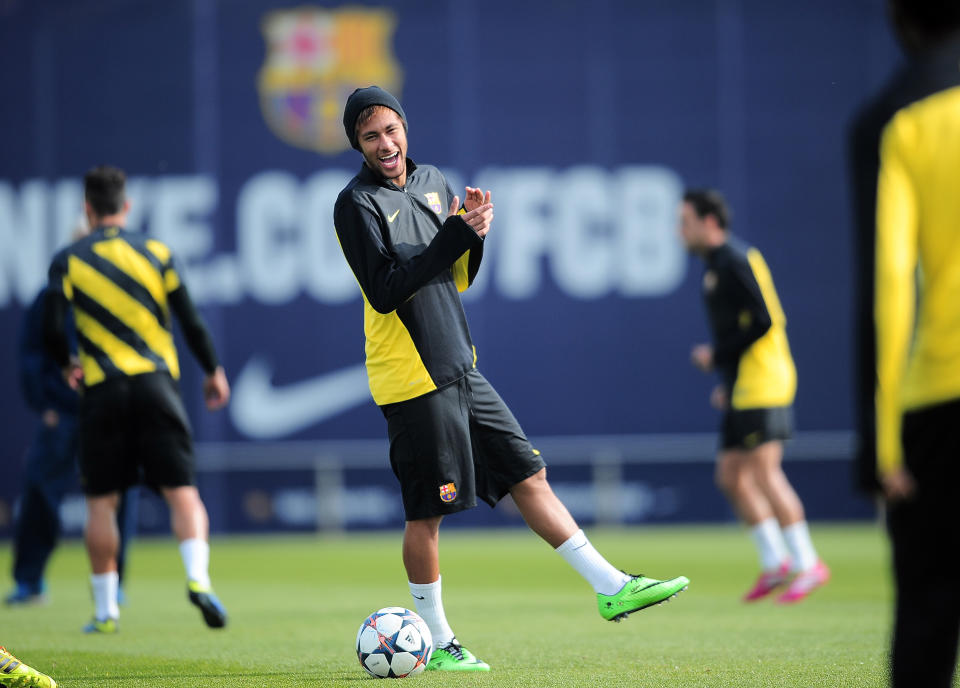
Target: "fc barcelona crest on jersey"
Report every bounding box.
[439,482,457,503]
[424,192,442,214]
[257,6,403,154]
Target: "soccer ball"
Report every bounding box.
[356,607,433,678]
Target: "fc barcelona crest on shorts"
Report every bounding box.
[424,192,442,214]
[439,482,457,503]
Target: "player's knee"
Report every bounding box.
[512,467,548,495]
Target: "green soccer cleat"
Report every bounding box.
[598,573,690,621]
[187,580,228,629]
[0,645,57,688]
[82,617,119,634]
[425,639,490,672]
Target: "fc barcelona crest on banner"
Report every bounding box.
[424,192,442,214]
[439,482,457,503]
[257,6,403,154]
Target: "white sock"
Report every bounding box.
[750,517,790,571]
[179,538,211,588]
[782,521,818,572]
[91,572,120,621]
[409,577,455,649]
[555,529,632,596]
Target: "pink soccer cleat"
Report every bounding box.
[777,560,830,604]
[742,560,792,602]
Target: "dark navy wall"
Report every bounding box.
[0,0,900,532]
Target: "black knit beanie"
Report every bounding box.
[342,86,407,150]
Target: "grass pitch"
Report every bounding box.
[1,523,892,687]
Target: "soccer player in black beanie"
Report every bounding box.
[334,87,690,672]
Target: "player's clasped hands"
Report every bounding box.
[449,186,493,238]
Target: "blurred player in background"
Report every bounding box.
[850,1,960,684]
[0,645,56,688]
[335,86,689,672]
[44,165,231,633]
[680,189,828,604]
[6,216,139,608]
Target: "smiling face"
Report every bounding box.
[356,106,408,187]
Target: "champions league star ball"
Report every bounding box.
[356,607,433,678]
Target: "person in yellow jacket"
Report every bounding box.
[850,2,960,685]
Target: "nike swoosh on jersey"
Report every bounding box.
[387,209,400,223]
[230,358,371,438]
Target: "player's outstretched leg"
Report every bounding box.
[597,573,690,622]
[510,472,691,623]
[426,639,490,672]
[0,646,57,688]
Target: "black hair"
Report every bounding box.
[683,189,731,230]
[84,165,126,216]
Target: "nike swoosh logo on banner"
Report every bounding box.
[230,358,371,438]
[387,209,400,223]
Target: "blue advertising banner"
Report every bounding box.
[0,1,900,533]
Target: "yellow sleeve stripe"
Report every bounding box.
[452,250,471,292]
[62,275,73,300]
[745,249,786,326]
[145,238,172,264]
[74,307,158,378]
[92,239,168,312]
[874,111,920,476]
[78,351,106,386]
[164,268,181,292]
[67,255,180,379]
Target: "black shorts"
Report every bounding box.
[78,372,195,495]
[721,406,793,450]
[380,369,547,520]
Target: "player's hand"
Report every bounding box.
[691,343,714,372]
[42,409,60,428]
[710,385,728,410]
[203,366,231,411]
[62,357,83,390]
[881,466,917,502]
[463,186,491,213]
[459,202,493,238]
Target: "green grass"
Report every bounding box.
[1,524,894,687]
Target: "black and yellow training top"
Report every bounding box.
[44,225,218,387]
[849,37,960,490]
[702,236,796,410]
[334,159,483,405]
[868,38,960,477]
